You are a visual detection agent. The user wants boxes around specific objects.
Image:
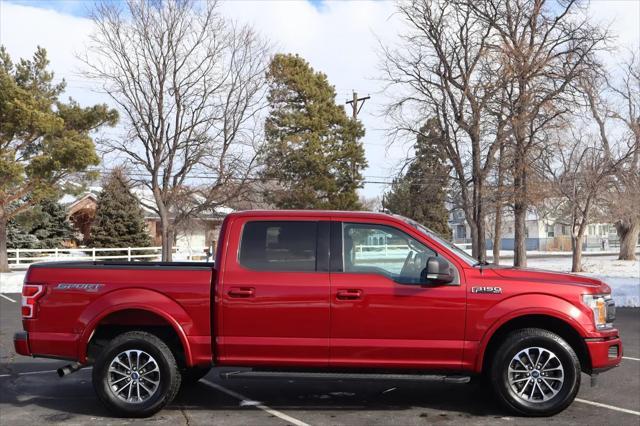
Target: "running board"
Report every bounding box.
[220,370,470,384]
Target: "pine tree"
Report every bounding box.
[8,198,74,249]
[30,199,75,248]
[90,169,151,249]
[6,221,39,249]
[260,54,367,210]
[385,119,452,238]
[0,46,118,271]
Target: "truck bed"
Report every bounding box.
[21,260,215,366]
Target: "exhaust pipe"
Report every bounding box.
[57,362,83,377]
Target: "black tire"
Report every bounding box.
[490,328,581,417]
[92,331,181,417]
[180,365,211,385]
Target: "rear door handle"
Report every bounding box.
[336,289,363,300]
[228,287,255,298]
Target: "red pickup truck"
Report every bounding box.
[14,210,621,417]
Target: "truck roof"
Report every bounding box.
[227,210,396,220]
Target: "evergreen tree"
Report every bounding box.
[260,54,367,210]
[0,46,118,270]
[90,169,151,249]
[385,119,452,238]
[6,221,39,249]
[8,198,75,249]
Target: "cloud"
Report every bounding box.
[2,0,638,198]
[0,2,106,106]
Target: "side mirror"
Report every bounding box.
[421,256,454,285]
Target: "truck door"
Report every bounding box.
[329,220,466,370]
[218,218,330,366]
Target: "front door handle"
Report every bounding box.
[336,289,363,300]
[228,287,255,298]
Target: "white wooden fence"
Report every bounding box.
[7,247,163,267]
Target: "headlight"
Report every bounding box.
[582,294,615,330]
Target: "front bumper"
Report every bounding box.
[14,331,31,356]
[586,334,622,373]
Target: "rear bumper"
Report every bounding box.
[586,335,622,373]
[14,332,31,356]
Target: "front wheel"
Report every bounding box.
[92,331,181,417]
[490,328,581,416]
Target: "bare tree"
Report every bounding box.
[469,0,610,266]
[381,0,505,262]
[583,51,640,260]
[80,0,269,260]
[544,126,633,272]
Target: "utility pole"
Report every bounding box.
[345,91,370,184]
[346,91,370,120]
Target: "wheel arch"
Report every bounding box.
[479,314,592,375]
[78,289,194,367]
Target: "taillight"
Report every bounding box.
[21,284,44,319]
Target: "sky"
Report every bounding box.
[1,0,639,199]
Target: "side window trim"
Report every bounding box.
[330,221,343,272]
[316,221,331,272]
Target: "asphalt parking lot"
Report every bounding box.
[1,293,638,426]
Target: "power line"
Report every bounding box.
[86,167,450,186]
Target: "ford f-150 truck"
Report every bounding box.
[14,210,621,417]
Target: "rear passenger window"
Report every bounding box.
[239,221,317,272]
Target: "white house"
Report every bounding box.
[448,207,617,251]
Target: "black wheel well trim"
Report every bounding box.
[481,314,592,375]
[86,309,188,368]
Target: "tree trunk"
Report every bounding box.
[513,152,527,267]
[571,233,584,272]
[472,177,486,263]
[0,218,9,272]
[493,208,503,265]
[468,219,479,260]
[513,201,527,267]
[616,218,639,261]
[475,207,487,264]
[492,142,506,265]
[160,216,174,262]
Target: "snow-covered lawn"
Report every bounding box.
[0,271,26,293]
[1,255,638,306]
[525,255,639,307]
[525,255,638,277]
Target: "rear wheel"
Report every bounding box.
[490,328,581,416]
[92,331,181,417]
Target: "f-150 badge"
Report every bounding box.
[472,286,502,294]
[55,283,103,292]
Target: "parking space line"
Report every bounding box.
[0,294,16,303]
[575,398,640,416]
[622,356,640,361]
[201,379,311,426]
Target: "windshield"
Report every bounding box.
[394,215,477,266]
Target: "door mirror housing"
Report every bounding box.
[421,256,454,285]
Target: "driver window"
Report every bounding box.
[343,223,436,283]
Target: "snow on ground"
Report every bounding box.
[1,255,638,306]
[525,255,639,278]
[0,271,26,293]
[525,255,640,307]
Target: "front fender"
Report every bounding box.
[76,288,194,365]
[471,293,592,372]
